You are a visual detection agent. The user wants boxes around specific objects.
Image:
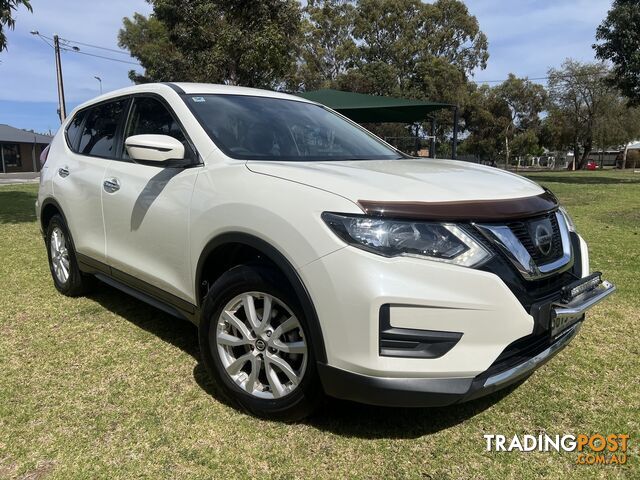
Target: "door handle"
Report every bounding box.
[58,166,70,178]
[103,178,120,193]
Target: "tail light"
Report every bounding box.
[40,144,50,167]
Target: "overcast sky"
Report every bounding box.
[0,0,612,134]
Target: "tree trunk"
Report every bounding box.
[578,137,592,170]
[571,143,580,170]
[504,135,510,170]
[620,143,629,170]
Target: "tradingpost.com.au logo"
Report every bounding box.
[484,433,632,465]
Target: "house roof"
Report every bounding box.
[296,89,453,123]
[0,124,53,144]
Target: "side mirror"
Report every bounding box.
[125,134,185,165]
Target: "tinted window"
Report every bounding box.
[186,95,403,161]
[125,97,186,140]
[78,99,128,158]
[123,97,189,160]
[65,111,85,149]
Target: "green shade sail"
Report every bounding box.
[297,89,453,123]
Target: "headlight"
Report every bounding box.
[559,206,576,232]
[322,212,492,267]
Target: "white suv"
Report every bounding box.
[37,83,615,420]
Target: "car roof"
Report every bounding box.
[70,82,314,117]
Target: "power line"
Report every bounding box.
[36,34,55,49]
[59,46,141,66]
[34,32,141,66]
[58,36,131,56]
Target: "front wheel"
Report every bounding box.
[199,264,322,421]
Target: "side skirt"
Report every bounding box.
[76,253,199,324]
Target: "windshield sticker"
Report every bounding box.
[192,96,206,103]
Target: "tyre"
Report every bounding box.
[45,214,93,297]
[199,264,322,421]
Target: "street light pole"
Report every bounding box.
[53,34,67,122]
[94,76,102,94]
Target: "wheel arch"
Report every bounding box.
[195,232,327,363]
[40,197,67,233]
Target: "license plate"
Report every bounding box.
[550,313,581,337]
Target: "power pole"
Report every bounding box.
[53,34,67,122]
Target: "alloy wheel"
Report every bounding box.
[214,292,308,399]
[50,226,70,284]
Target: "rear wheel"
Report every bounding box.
[199,264,322,421]
[45,214,93,296]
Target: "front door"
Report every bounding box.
[101,95,200,304]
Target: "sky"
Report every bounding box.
[0,0,613,135]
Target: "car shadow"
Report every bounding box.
[130,168,182,231]
[87,282,523,438]
[305,383,521,439]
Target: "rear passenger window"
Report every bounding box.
[123,97,189,159]
[78,99,128,158]
[65,111,85,149]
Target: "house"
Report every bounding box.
[0,124,53,173]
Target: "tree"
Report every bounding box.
[492,74,546,165]
[593,91,640,168]
[547,60,610,169]
[350,0,488,97]
[295,0,357,91]
[120,0,488,153]
[118,13,189,84]
[594,0,640,106]
[460,84,508,161]
[462,75,546,165]
[120,0,303,89]
[544,59,640,169]
[0,0,32,52]
[337,0,488,149]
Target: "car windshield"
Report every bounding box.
[186,94,404,161]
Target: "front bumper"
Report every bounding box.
[316,275,615,407]
[318,323,581,407]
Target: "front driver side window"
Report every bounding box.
[123,97,190,160]
[78,99,128,158]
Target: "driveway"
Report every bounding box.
[0,172,40,185]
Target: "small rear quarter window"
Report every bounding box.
[65,111,85,150]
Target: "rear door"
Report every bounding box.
[101,95,200,304]
[52,98,129,262]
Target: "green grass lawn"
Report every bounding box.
[0,171,638,479]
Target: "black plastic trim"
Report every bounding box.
[76,252,197,323]
[39,197,66,234]
[318,363,473,407]
[162,82,186,94]
[95,273,189,321]
[195,232,327,363]
[126,143,172,152]
[379,304,462,359]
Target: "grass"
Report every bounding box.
[0,170,638,479]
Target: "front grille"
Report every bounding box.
[506,212,563,264]
[477,232,583,313]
